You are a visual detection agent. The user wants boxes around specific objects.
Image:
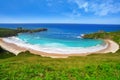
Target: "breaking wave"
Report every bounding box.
[3,36,108,54]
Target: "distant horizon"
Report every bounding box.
[0,22,120,25]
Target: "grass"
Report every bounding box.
[0,31,120,80]
[0,27,47,37]
[83,31,120,45]
[0,50,120,80]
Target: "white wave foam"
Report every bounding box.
[3,37,108,54]
[76,34,85,39]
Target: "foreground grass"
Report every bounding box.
[0,50,120,80]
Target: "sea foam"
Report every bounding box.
[3,37,108,54]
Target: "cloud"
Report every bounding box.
[69,0,120,16]
[73,0,88,12]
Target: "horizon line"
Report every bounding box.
[0,22,120,25]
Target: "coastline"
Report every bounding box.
[0,38,119,58]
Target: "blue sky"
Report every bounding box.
[0,0,120,24]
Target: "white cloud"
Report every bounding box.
[82,2,88,12]
[69,0,120,16]
[90,0,120,16]
[74,0,88,12]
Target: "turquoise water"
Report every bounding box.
[17,33,104,48]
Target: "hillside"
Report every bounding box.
[83,31,120,45]
[0,48,120,80]
[0,31,120,80]
[0,27,47,37]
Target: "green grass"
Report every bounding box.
[83,31,120,45]
[0,47,15,59]
[0,28,17,37]
[0,27,47,37]
[0,50,120,80]
[0,31,120,80]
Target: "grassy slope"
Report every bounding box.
[0,31,120,80]
[0,50,120,80]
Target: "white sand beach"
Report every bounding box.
[0,38,119,58]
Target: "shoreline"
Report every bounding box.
[0,38,119,58]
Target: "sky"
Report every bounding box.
[0,0,120,24]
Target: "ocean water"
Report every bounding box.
[1,24,120,54]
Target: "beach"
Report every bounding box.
[0,38,119,58]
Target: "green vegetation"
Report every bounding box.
[16,27,48,33]
[29,28,48,33]
[0,46,15,59]
[0,30,120,80]
[0,27,48,37]
[83,31,120,45]
[0,28,17,37]
[0,47,120,80]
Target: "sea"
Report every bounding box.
[0,24,120,54]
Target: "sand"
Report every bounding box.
[0,38,119,58]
